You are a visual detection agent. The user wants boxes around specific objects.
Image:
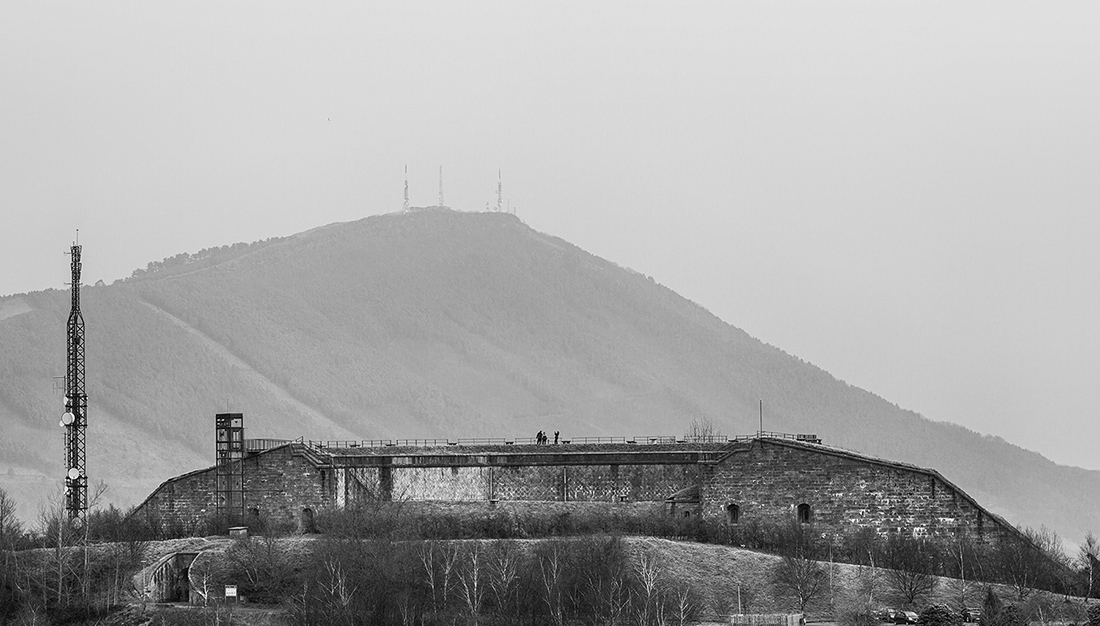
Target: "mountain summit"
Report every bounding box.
[0,209,1096,541]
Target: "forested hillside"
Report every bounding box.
[0,209,1096,542]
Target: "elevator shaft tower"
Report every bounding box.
[63,241,87,522]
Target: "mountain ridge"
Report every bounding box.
[0,209,1095,542]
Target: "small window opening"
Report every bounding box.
[249,507,260,517]
[797,503,812,524]
[726,503,741,524]
[682,510,691,518]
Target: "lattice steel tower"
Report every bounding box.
[496,169,503,212]
[438,165,444,207]
[403,165,410,211]
[62,239,88,522]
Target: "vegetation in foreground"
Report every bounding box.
[3,484,1100,626]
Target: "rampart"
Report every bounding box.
[132,435,1021,544]
[700,438,1017,542]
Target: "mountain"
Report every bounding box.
[0,209,1096,542]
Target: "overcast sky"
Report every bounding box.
[2,2,1097,469]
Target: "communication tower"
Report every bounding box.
[403,165,410,211]
[438,165,444,207]
[62,235,88,523]
[496,169,503,212]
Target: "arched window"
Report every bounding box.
[797,503,812,524]
[249,507,260,518]
[726,503,740,524]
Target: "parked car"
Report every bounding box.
[875,608,900,623]
[893,611,919,624]
[961,608,982,623]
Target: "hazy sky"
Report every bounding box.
[2,3,1097,469]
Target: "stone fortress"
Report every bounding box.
[132,414,1020,543]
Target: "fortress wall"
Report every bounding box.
[701,439,1013,541]
[134,439,1017,543]
[390,466,492,501]
[134,468,217,534]
[394,499,665,519]
[344,463,700,503]
[135,445,331,533]
[242,445,330,523]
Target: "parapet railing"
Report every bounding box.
[755,431,822,444]
[245,438,295,452]
[262,432,821,453]
[304,434,742,450]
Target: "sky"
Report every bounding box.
[1,2,1098,469]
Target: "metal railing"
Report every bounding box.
[304,434,739,450]
[283,432,826,453]
[244,438,294,452]
[754,431,821,444]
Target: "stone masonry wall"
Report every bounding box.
[135,445,331,532]
[344,464,699,503]
[135,439,1016,542]
[135,469,217,534]
[700,439,1012,541]
[243,445,330,524]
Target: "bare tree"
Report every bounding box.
[575,536,632,626]
[1079,531,1099,601]
[685,417,721,442]
[221,533,295,602]
[438,541,459,612]
[538,540,568,626]
[487,540,521,620]
[773,552,828,612]
[188,552,220,607]
[771,521,827,613]
[418,541,439,613]
[992,527,1065,600]
[943,534,984,611]
[880,534,937,607]
[0,487,25,620]
[319,557,357,626]
[459,543,486,625]
[670,582,702,626]
[0,487,21,547]
[635,548,665,625]
[709,588,734,621]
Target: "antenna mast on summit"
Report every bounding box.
[403,165,409,211]
[438,165,444,207]
[62,232,88,525]
[496,169,503,212]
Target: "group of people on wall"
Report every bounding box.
[534,430,559,445]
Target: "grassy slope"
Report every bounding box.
[0,209,1097,542]
[125,536,1073,622]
